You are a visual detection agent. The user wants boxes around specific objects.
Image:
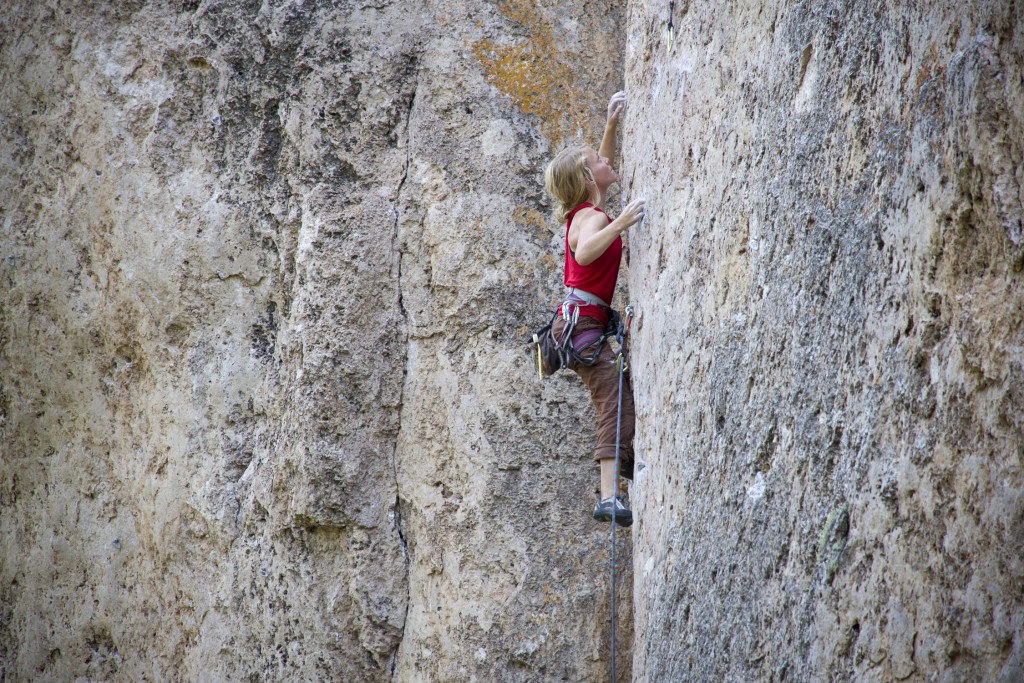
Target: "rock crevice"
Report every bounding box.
[1,1,630,681]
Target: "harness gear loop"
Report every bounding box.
[532,299,613,381]
[551,299,620,371]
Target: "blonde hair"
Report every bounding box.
[544,145,594,222]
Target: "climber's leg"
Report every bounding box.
[552,314,635,526]
[576,345,635,482]
[600,458,616,499]
[575,338,634,527]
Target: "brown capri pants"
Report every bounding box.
[552,313,636,479]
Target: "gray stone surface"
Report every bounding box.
[0,1,628,681]
[623,1,1023,681]
[6,1,1016,682]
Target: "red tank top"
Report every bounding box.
[563,202,621,325]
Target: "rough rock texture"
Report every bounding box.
[0,1,629,681]
[624,0,1023,681]
[8,1,1017,681]
[392,1,632,680]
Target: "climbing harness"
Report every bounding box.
[531,294,621,380]
[565,286,609,308]
[610,303,634,682]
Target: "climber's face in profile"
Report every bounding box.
[586,148,618,192]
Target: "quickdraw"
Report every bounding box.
[666,0,676,53]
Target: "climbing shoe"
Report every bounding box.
[592,496,633,527]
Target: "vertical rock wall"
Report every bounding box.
[1,2,419,680]
[392,1,631,680]
[0,1,628,681]
[623,0,1023,681]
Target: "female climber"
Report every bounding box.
[543,90,646,527]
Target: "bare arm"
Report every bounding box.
[599,91,625,165]
[571,199,646,266]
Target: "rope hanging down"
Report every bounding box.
[610,303,634,682]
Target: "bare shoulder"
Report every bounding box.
[572,206,610,231]
[568,206,610,250]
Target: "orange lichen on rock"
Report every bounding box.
[915,42,947,91]
[472,0,588,145]
[512,205,552,236]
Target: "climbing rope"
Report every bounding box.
[610,303,634,682]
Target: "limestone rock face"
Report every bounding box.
[0,1,628,681]
[7,1,1018,681]
[623,1,1023,681]
[391,2,632,680]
